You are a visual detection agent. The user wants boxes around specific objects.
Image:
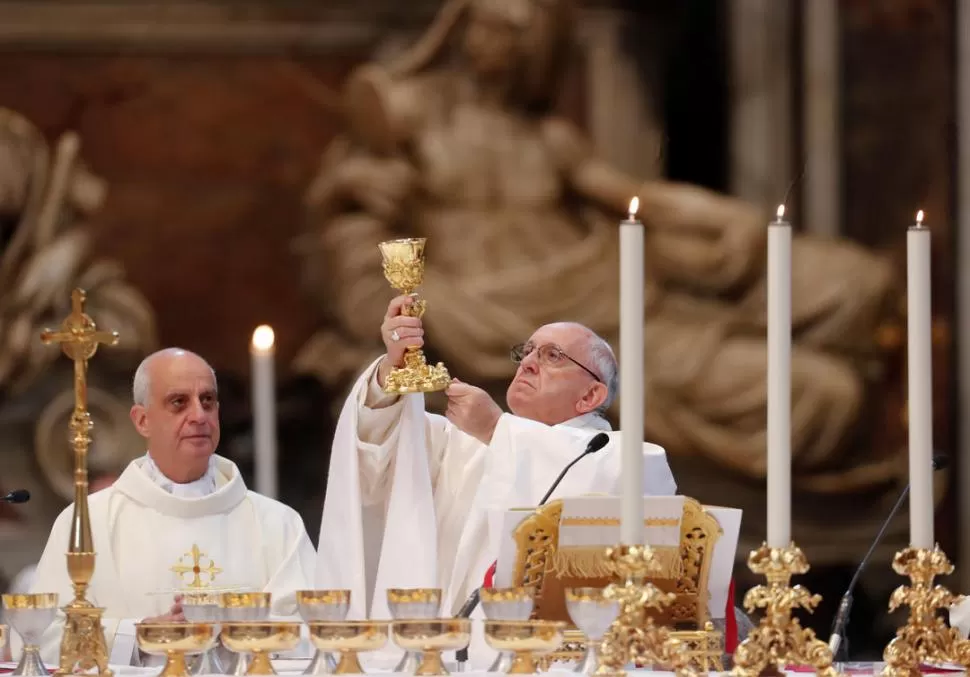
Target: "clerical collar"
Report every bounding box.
[141,453,218,498]
[560,412,612,432]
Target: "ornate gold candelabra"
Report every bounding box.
[596,545,693,677]
[881,546,970,677]
[730,543,837,677]
[378,238,451,393]
[41,288,119,677]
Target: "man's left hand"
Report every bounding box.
[445,380,503,444]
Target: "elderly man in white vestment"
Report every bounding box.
[317,296,677,626]
[24,348,316,666]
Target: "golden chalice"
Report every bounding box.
[219,592,273,675]
[182,592,225,675]
[297,590,351,675]
[307,621,388,675]
[479,588,536,673]
[378,238,450,393]
[135,622,216,677]
[3,593,58,677]
[483,620,566,675]
[564,587,620,674]
[221,621,301,676]
[391,619,471,676]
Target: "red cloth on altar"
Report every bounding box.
[481,561,738,652]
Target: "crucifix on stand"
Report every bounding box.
[41,288,119,677]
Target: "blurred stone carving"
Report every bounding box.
[0,108,157,509]
[295,0,896,496]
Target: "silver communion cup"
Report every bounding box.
[297,590,351,675]
[2,593,58,677]
[182,592,225,675]
[479,587,536,673]
[565,587,620,673]
[386,588,442,673]
[220,592,272,676]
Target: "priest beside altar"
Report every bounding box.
[316,292,719,655]
[19,347,317,666]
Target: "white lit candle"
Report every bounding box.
[620,197,645,545]
[767,205,792,548]
[251,325,278,499]
[908,210,934,550]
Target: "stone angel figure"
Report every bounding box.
[295,0,899,496]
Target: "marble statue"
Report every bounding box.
[0,107,157,512]
[295,0,898,498]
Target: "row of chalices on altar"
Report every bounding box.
[3,585,619,677]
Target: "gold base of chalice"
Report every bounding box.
[297,590,351,675]
[221,621,301,676]
[391,619,471,676]
[308,621,389,675]
[136,622,217,677]
[484,620,566,674]
[378,238,450,394]
[3,593,59,677]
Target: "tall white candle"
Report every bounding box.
[620,197,645,545]
[251,325,278,499]
[908,210,934,550]
[767,205,792,548]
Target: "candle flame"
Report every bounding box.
[776,204,785,220]
[628,197,639,220]
[252,325,275,352]
[916,209,925,226]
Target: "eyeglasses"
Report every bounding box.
[510,342,602,383]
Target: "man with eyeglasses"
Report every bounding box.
[317,295,676,629]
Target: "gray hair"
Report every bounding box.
[132,348,217,406]
[586,334,619,417]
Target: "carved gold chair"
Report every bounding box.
[509,496,725,671]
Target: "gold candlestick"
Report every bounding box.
[730,543,837,677]
[881,546,970,677]
[596,545,693,677]
[378,238,450,393]
[41,288,118,677]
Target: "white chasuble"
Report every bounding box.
[26,455,316,665]
[317,357,677,646]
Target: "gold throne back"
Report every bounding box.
[510,496,722,629]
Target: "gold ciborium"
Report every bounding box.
[387,587,442,673]
[221,621,302,676]
[391,619,471,676]
[307,620,389,675]
[483,620,566,675]
[378,238,450,393]
[135,622,217,677]
[297,590,351,675]
[479,587,536,673]
[220,593,273,676]
[3,593,59,677]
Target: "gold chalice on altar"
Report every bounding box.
[3,593,58,677]
[483,620,566,675]
[135,622,217,677]
[297,590,351,675]
[391,619,471,676]
[307,621,389,675]
[378,238,450,393]
[182,592,225,675]
[221,621,302,676]
[565,587,620,674]
[387,587,442,672]
[220,592,272,675]
[479,588,536,673]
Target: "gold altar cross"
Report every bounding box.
[40,288,119,413]
[171,544,223,589]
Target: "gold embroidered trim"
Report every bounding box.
[551,545,683,580]
[559,517,680,527]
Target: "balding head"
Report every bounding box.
[129,348,220,483]
[506,322,618,425]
